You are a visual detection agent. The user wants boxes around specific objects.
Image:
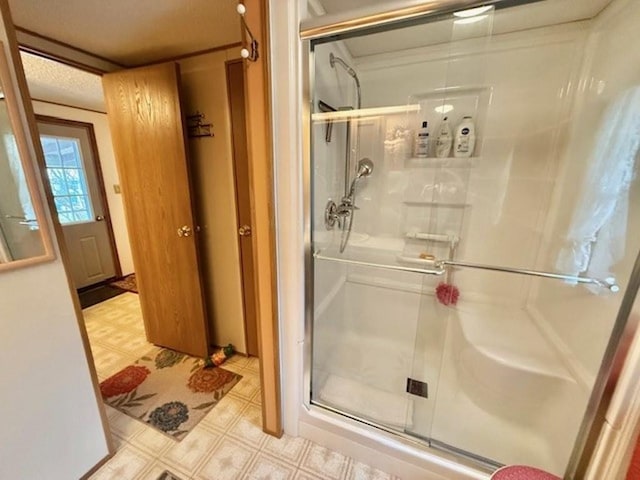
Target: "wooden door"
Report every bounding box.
[102,63,209,358]
[37,118,119,288]
[226,60,259,357]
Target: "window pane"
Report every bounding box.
[73,210,90,222]
[47,168,67,195]
[44,153,62,167]
[64,168,82,194]
[41,137,59,155]
[40,134,94,224]
[62,153,78,168]
[58,212,74,224]
[70,195,87,211]
[54,196,72,212]
[58,139,79,167]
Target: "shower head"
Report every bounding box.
[346,158,374,199]
[329,52,362,109]
[355,158,374,180]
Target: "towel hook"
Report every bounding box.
[237,3,259,62]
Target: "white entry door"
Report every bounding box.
[37,118,118,288]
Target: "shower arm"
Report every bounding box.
[330,53,362,198]
[330,53,361,109]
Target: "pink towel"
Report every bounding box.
[491,465,560,480]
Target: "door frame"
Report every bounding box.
[35,114,123,283]
[225,58,259,358]
[241,0,282,437]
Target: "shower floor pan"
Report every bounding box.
[313,296,579,476]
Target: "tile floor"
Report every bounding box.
[84,293,400,480]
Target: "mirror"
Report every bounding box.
[0,42,53,269]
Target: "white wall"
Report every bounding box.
[31,101,134,276]
[350,22,587,305]
[179,48,247,354]
[0,67,109,480]
[532,0,640,387]
[0,259,109,479]
[0,5,110,474]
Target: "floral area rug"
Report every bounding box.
[110,273,138,293]
[100,348,241,440]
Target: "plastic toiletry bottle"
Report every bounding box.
[454,116,476,158]
[435,116,453,158]
[414,121,430,158]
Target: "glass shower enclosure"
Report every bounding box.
[305,0,640,477]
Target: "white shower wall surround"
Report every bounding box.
[309,1,640,478]
[534,0,640,385]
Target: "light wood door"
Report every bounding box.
[102,63,209,358]
[37,119,119,288]
[226,60,259,357]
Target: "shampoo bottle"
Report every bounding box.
[414,121,430,158]
[454,116,476,158]
[435,116,453,158]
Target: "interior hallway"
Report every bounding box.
[84,293,398,480]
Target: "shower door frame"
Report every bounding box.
[300,1,640,478]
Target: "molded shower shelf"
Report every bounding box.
[314,250,444,276]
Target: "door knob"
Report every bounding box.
[96,215,105,221]
[177,225,193,237]
[238,225,252,237]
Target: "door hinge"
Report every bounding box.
[407,378,428,399]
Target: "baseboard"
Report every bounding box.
[77,277,118,293]
[79,452,114,480]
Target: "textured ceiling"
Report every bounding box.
[21,51,105,112]
[9,0,241,66]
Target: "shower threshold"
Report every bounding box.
[309,398,500,475]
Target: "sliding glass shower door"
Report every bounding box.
[308,0,640,477]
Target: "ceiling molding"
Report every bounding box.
[19,46,108,76]
[15,26,124,72]
[136,41,243,68]
[31,98,107,115]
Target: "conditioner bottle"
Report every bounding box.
[435,116,453,158]
[454,116,476,158]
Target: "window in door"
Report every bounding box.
[40,135,94,224]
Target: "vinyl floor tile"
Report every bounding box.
[85,293,398,480]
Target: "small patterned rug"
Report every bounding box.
[100,348,241,440]
[110,273,138,293]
